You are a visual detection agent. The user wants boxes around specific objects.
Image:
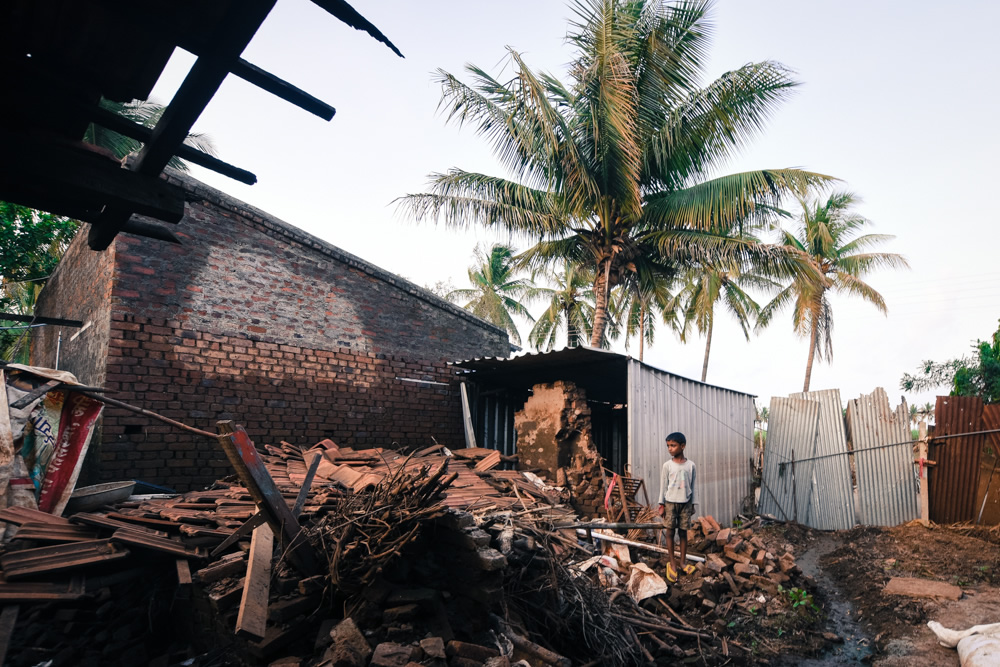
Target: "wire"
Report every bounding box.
[0,324,45,330]
[644,367,757,447]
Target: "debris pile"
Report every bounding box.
[0,423,821,666]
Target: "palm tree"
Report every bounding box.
[528,262,595,351]
[613,267,680,361]
[448,244,536,346]
[400,0,832,349]
[680,256,778,382]
[757,192,909,391]
[84,98,216,168]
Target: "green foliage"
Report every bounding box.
[0,203,78,288]
[758,191,908,391]
[0,203,79,359]
[400,0,834,349]
[784,586,819,612]
[900,319,1000,404]
[448,244,537,346]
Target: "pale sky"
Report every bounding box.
[150,0,1000,414]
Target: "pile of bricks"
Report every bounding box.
[666,515,813,623]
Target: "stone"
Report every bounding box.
[370,642,414,667]
[323,618,371,667]
[446,640,500,662]
[419,637,447,660]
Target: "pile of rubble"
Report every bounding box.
[0,424,819,666]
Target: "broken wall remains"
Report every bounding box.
[514,381,605,516]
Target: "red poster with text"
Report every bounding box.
[37,392,103,515]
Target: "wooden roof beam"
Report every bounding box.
[229,59,335,121]
[87,104,257,184]
[89,0,278,250]
[0,129,185,226]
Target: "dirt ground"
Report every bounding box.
[755,520,1000,666]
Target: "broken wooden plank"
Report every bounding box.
[176,559,193,586]
[236,523,273,640]
[292,452,322,516]
[215,422,318,574]
[473,450,502,472]
[210,512,267,557]
[194,552,248,585]
[70,513,168,537]
[0,539,130,580]
[109,529,208,560]
[8,379,60,410]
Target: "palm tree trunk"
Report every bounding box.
[639,302,646,362]
[701,317,713,382]
[565,304,577,348]
[803,312,819,392]
[590,267,611,348]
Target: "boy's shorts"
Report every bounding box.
[663,501,694,531]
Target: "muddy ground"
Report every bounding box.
[752,520,1000,665]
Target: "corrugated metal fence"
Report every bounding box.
[762,388,917,530]
[847,388,917,526]
[627,360,755,527]
[758,391,856,529]
[931,396,985,523]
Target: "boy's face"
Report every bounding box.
[667,439,685,458]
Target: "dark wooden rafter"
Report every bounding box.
[1,0,401,250]
[311,0,404,58]
[1,128,185,230]
[0,314,83,327]
[88,0,280,250]
[86,104,257,184]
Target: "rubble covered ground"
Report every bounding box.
[2,429,999,666]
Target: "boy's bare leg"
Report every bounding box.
[678,531,687,568]
[666,532,678,572]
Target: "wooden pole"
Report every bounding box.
[918,421,929,526]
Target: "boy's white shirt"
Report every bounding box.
[659,458,696,504]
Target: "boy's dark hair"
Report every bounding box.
[666,432,686,445]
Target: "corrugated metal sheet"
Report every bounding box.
[846,388,917,526]
[627,359,755,527]
[787,389,856,530]
[759,397,818,523]
[976,405,1000,524]
[930,396,984,523]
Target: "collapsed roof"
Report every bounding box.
[0,0,401,250]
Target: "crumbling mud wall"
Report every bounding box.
[514,381,606,516]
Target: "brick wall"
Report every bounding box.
[100,316,464,490]
[71,170,509,490]
[32,226,115,386]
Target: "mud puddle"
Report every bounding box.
[775,532,873,665]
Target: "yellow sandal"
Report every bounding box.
[665,563,678,583]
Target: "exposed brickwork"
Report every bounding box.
[100,316,464,490]
[32,227,115,387]
[34,170,510,491]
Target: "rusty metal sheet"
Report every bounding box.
[930,396,984,523]
[975,405,1000,524]
[847,388,917,526]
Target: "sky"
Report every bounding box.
[149,0,1000,414]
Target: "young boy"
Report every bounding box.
[657,432,696,583]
